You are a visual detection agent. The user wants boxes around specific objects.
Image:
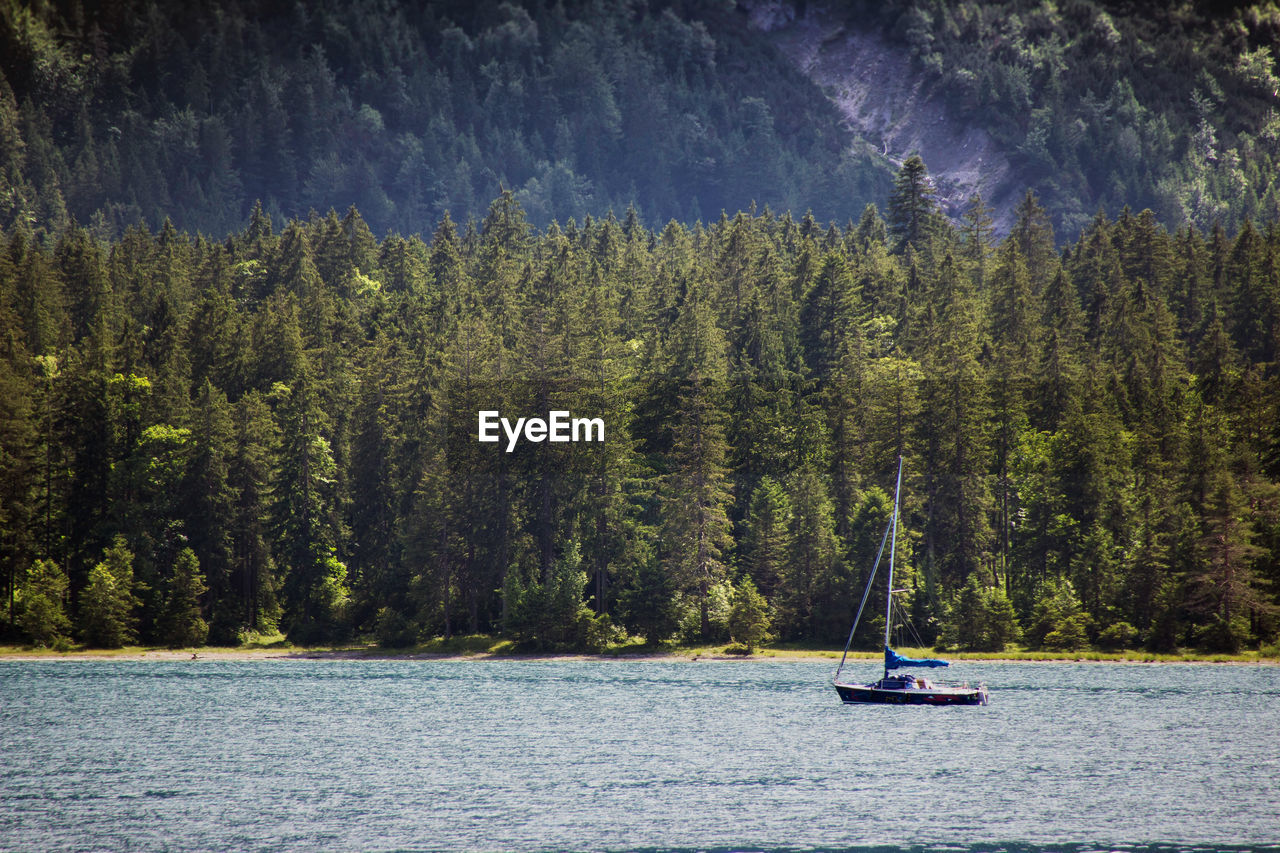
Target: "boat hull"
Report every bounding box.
[834,682,988,706]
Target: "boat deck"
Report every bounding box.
[834,676,989,706]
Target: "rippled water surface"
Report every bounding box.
[2,658,1279,851]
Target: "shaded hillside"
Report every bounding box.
[0,0,892,238]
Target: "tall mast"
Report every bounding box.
[884,456,903,678]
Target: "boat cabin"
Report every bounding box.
[878,674,935,690]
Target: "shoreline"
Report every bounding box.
[2,645,1276,665]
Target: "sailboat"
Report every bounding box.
[832,456,989,706]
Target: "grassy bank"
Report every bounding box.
[2,636,1277,664]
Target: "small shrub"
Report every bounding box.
[1043,619,1089,651]
[579,612,624,654]
[234,627,284,647]
[1195,614,1250,653]
[724,643,751,655]
[940,575,1021,651]
[1026,578,1090,651]
[376,607,418,648]
[1096,621,1139,650]
[676,582,733,644]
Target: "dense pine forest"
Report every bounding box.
[2,0,1280,655]
[3,161,1279,653]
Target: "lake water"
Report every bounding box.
[1,658,1278,852]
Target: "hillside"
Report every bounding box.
[753,0,1280,239]
[3,1,1278,240]
[748,1,1018,230]
[0,0,892,238]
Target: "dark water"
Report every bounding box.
[1,658,1278,852]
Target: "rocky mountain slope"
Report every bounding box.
[748,1,1019,231]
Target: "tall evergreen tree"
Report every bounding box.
[887,155,939,252]
[661,275,732,640]
[79,536,141,648]
[161,547,209,648]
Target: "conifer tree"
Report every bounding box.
[79,536,141,648]
[16,558,70,646]
[230,391,281,635]
[1187,471,1272,652]
[161,548,209,648]
[960,193,995,288]
[887,155,939,252]
[728,577,770,653]
[740,476,793,601]
[918,255,992,591]
[1036,268,1086,429]
[941,573,1021,651]
[988,242,1038,589]
[347,339,407,631]
[781,464,841,641]
[619,552,679,645]
[0,329,37,626]
[854,203,887,252]
[182,381,237,640]
[799,251,859,383]
[1008,190,1057,290]
[272,376,349,641]
[661,275,732,640]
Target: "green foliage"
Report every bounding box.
[503,543,596,651]
[728,577,771,653]
[1096,621,1139,651]
[619,557,680,645]
[740,477,793,599]
[677,582,734,645]
[778,465,842,641]
[375,607,419,649]
[1026,578,1091,651]
[941,574,1022,652]
[160,548,209,648]
[887,156,941,251]
[862,0,1280,236]
[1195,614,1254,655]
[1,187,1279,656]
[15,559,70,646]
[79,537,141,648]
[0,0,888,238]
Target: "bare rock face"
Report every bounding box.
[745,1,1019,231]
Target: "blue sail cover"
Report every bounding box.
[884,646,950,669]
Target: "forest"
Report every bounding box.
[4,0,1280,242]
[2,0,1280,655]
[0,0,887,239]
[852,0,1280,237]
[2,156,1279,654]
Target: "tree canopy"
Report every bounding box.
[3,180,1279,654]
